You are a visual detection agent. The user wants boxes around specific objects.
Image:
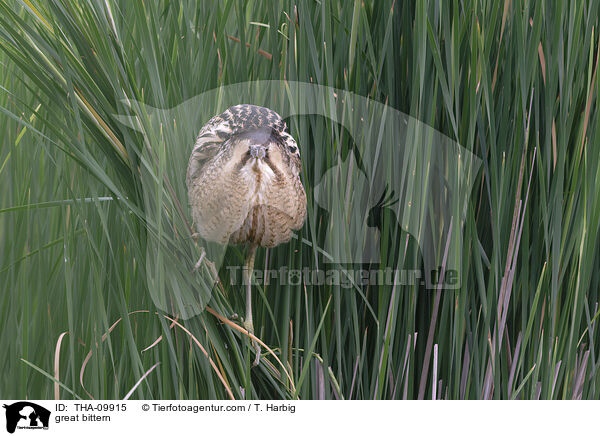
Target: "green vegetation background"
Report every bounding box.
[1,0,599,399]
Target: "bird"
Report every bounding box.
[187,104,307,366]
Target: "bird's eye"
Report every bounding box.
[287,144,298,153]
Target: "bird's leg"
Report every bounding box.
[243,244,261,366]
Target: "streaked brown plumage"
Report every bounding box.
[187,104,307,365]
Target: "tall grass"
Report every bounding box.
[1,0,599,400]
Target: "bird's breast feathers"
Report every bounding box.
[239,158,277,204]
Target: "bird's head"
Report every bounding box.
[237,127,272,162]
[225,126,301,179]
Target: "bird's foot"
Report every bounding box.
[242,319,261,367]
[228,313,239,321]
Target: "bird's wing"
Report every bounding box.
[187,104,288,187]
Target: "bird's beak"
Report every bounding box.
[249,144,267,159]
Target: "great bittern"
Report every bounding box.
[187,104,307,366]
